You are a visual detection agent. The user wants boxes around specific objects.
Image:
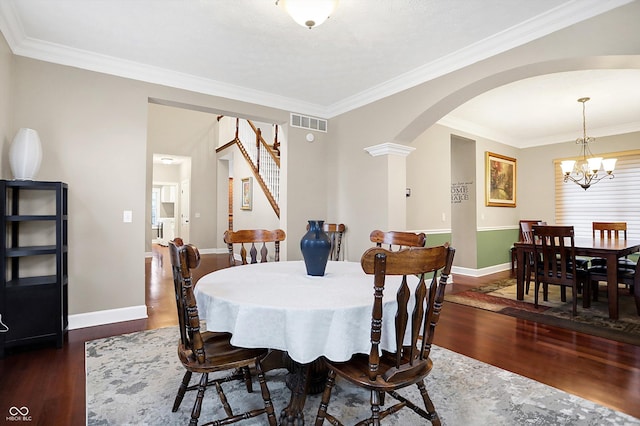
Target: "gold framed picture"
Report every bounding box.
[241,177,252,210]
[485,151,516,207]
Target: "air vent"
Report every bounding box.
[290,113,327,133]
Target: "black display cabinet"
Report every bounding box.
[0,180,68,356]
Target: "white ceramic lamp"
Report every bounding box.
[9,128,42,180]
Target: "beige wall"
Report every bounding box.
[2,1,640,326]
[518,131,640,223]
[11,57,150,317]
[284,124,331,257]
[328,1,640,261]
[1,33,12,172]
[406,122,639,266]
[3,52,328,324]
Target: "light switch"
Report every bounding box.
[123,210,132,223]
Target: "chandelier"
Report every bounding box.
[276,0,339,29]
[560,97,616,190]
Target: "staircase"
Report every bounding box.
[217,117,281,218]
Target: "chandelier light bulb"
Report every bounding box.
[602,158,617,173]
[560,160,575,175]
[586,157,602,173]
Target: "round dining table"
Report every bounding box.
[194,260,407,425]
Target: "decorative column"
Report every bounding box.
[364,142,415,231]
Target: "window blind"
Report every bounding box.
[555,150,640,239]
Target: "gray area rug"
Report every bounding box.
[86,327,639,425]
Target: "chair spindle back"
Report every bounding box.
[360,244,455,382]
[224,229,286,266]
[593,222,627,240]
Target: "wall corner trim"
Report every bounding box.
[364,142,415,157]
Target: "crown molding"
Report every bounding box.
[9,36,330,118]
[0,0,632,120]
[438,114,640,149]
[324,0,634,118]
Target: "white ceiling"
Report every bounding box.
[1,0,639,148]
[440,69,640,148]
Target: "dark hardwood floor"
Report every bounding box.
[1,245,639,425]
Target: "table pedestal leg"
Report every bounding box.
[279,354,329,425]
[280,361,308,425]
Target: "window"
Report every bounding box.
[555,150,640,238]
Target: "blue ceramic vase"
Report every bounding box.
[300,220,332,276]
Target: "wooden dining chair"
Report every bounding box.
[510,219,542,273]
[306,223,346,261]
[168,238,277,426]
[589,256,640,316]
[589,222,637,298]
[520,222,536,295]
[223,229,286,266]
[593,221,628,239]
[590,222,636,269]
[532,226,588,316]
[369,229,426,250]
[314,244,455,426]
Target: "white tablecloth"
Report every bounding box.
[194,260,408,364]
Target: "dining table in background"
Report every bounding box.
[515,237,640,320]
[194,260,408,425]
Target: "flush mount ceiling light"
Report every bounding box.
[161,157,174,165]
[560,97,616,190]
[276,0,339,29]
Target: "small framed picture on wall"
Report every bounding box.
[485,151,516,207]
[241,177,252,210]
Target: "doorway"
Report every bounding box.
[151,154,191,246]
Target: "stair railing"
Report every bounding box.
[231,118,281,217]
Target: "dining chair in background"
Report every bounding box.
[369,229,426,250]
[510,219,542,274]
[532,225,588,316]
[589,222,637,298]
[223,229,286,266]
[306,222,346,261]
[520,222,536,295]
[590,222,637,269]
[588,256,640,316]
[168,238,277,426]
[314,244,455,426]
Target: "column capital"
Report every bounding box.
[364,142,415,157]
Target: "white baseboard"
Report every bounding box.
[145,247,227,257]
[68,305,148,330]
[453,263,511,278]
[201,248,228,254]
